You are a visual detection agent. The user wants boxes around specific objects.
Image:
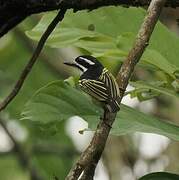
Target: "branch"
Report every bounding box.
[0,118,43,180]
[79,163,96,180]
[65,0,166,179]
[0,8,66,180]
[0,9,67,111]
[13,27,70,78]
[0,0,179,38]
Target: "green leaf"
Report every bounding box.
[142,49,178,79]
[26,7,179,78]
[0,22,72,180]
[130,81,179,100]
[139,172,179,180]
[21,80,100,123]
[21,80,179,141]
[0,32,58,119]
[113,105,179,141]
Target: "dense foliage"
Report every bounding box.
[0,6,179,180]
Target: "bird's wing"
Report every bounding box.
[99,68,120,99]
[79,79,108,102]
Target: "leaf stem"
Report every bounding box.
[0,9,67,111]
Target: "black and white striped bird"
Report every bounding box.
[64,55,121,112]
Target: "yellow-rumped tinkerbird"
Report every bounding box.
[64,55,121,113]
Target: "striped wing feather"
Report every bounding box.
[99,68,120,99]
[79,68,120,112]
[79,79,108,102]
[99,68,120,111]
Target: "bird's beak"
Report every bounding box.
[64,61,75,67]
[64,61,83,71]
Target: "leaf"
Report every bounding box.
[130,81,179,100]
[21,80,100,123]
[142,49,178,79]
[139,172,179,180]
[26,7,179,79]
[113,105,179,141]
[0,34,12,52]
[0,32,58,119]
[21,80,179,141]
[0,22,73,179]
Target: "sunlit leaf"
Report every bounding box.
[27,7,179,79]
[130,81,179,100]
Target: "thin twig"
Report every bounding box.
[65,0,166,179]
[13,28,69,78]
[0,8,67,180]
[0,9,67,111]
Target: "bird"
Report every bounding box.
[64,55,121,113]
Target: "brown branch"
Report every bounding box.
[65,0,166,179]
[0,0,179,38]
[0,118,43,180]
[0,8,67,180]
[13,27,70,78]
[79,163,96,180]
[66,112,116,180]
[0,8,67,111]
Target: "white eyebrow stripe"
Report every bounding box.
[76,62,87,72]
[80,57,95,65]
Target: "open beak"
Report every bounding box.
[64,61,83,72]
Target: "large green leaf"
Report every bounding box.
[142,49,178,79]
[26,7,179,78]
[129,81,179,101]
[0,32,59,119]
[139,172,179,180]
[21,80,100,123]
[21,80,179,141]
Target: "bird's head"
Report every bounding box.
[64,55,103,72]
